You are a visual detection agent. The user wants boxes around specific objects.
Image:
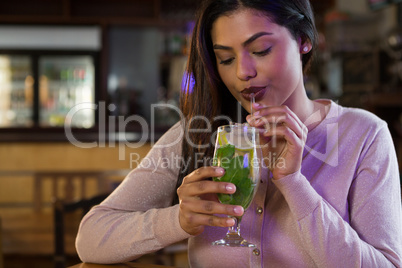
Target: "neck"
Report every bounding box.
[284,86,328,132]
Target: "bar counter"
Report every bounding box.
[68,262,176,268]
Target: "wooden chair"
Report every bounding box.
[34,171,109,212]
[53,193,110,268]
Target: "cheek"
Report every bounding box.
[259,56,282,80]
[268,50,300,84]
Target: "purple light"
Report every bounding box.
[181,71,195,94]
[243,153,249,168]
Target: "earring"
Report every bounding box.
[303,46,309,52]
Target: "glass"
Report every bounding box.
[212,124,261,247]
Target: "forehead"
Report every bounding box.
[211,8,283,43]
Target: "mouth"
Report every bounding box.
[241,86,267,101]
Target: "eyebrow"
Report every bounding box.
[213,32,273,50]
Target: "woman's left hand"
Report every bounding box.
[246,104,308,180]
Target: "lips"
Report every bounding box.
[241,87,266,101]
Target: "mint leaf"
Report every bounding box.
[213,144,235,166]
[213,146,255,208]
[219,156,243,183]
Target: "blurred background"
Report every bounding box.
[0,0,401,267]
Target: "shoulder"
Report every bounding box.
[330,102,395,157]
[137,121,184,174]
[331,101,387,133]
[153,121,185,148]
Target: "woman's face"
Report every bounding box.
[211,8,307,113]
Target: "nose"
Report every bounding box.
[236,54,257,81]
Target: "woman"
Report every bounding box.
[76,0,402,267]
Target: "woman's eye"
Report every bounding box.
[219,58,234,65]
[254,47,272,56]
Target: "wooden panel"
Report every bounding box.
[0,0,162,24]
[0,0,63,16]
[70,0,158,19]
[0,142,151,170]
[0,142,151,208]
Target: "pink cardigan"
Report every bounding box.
[76,101,402,267]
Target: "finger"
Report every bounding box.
[249,108,307,140]
[199,193,220,202]
[181,198,244,217]
[265,114,304,140]
[180,180,236,197]
[254,109,303,131]
[263,124,305,148]
[182,166,225,184]
[249,113,302,140]
[182,212,236,228]
[252,105,305,131]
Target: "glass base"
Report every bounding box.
[212,232,256,247]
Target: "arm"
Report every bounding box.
[274,125,402,267]
[75,123,191,263]
[75,122,244,264]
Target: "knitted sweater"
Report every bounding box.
[76,101,402,267]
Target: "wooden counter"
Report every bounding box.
[69,262,175,268]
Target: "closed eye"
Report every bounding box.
[219,58,234,65]
[254,47,272,56]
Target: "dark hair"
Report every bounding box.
[173,0,318,204]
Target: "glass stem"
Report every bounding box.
[228,216,241,236]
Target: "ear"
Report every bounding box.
[297,36,312,54]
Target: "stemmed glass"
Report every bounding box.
[212,124,261,247]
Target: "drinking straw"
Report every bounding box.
[250,93,255,115]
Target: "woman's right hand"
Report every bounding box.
[177,166,245,236]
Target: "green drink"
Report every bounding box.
[213,144,256,212]
[212,124,261,247]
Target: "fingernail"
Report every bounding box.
[234,206,244,215]
[216,167,224,174]
[226,184,235,192]
[254,111,260,116]
[226,218,235,226]
[253,102,261,107]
